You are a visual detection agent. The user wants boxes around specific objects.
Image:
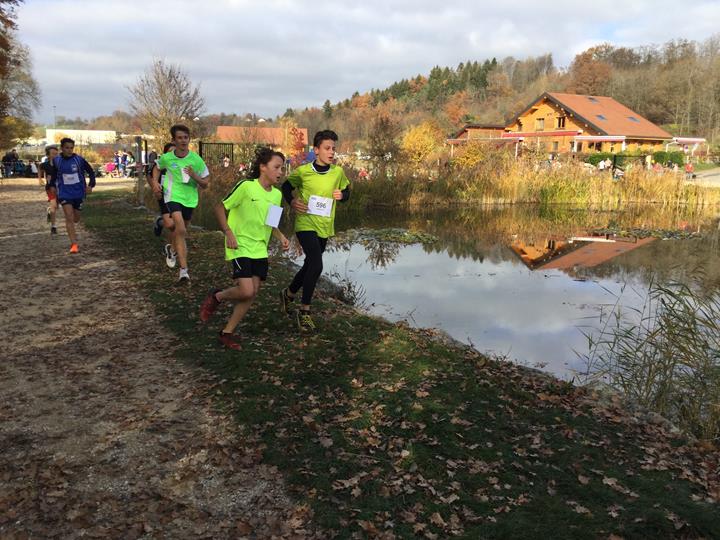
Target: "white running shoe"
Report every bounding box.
[164,244,177,268]
[178,267,190,283]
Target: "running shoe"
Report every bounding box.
[164,244,177,268]
[69,243,79,254]
[178,268,190,283]
[50,226,57,235]
[279,287,294,315]
[199,289,222,322]
[153,216,163,237]
[296,310,316,333]
[218,331,242,350]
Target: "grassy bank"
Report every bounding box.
[84,193,719,539]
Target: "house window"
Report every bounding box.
[627,116,640,123]
[536,118,545,131]
[596,114,607,121]
[610,142,616,153]
[552,141,559,152]
[588,97,599,103]
[577,142,583,152]
[556,116,566,128]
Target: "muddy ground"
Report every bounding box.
[0,178,318,539]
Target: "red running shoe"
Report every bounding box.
[218,331,242,350]
[199,289,221,322]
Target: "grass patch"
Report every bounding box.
[84,195,719,539]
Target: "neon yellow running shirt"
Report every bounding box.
[222,179,282,260]
[287,162,350,238]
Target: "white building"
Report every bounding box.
[45,129,117,145]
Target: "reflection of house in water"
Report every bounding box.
[510,235,656,276]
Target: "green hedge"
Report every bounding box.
[583,150,683,168]
[652,150,684,167]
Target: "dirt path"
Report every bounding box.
[0,179,317,538]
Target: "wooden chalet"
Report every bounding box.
[502,93,673,154]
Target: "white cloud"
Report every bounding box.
[15,0,720,122]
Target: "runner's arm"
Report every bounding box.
[215,202,237,249]
[333,186,350,202]
[282,180,308,212]
[272,228,290,250]
[185,164,210,189]
[281,180,294,205]
[82,159,96,188]
[150,165,162,197]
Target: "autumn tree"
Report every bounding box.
[0,3,40,148]
[400,121,444,172]
[366,113,401,179]
[0,0,21,120]
[566,48,612,95]
[127,59,205,141]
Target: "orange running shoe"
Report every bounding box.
[69,243,79,253]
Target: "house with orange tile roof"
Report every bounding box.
[502,92,673,154]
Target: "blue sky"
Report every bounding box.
[16,0,720,123]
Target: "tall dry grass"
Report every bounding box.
[580,277,720,442]
[348,150,720,209]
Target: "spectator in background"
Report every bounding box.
[223,154,231,168]
[125,151,135,177]
[113,151,121,178]
[685,161,695,180]
[2,149,18,177]
[120,151,128,177]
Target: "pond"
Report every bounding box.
[292,205,720,380]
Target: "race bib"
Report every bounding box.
[307,195,333,217]
[265,204,283,227]
[62,173,80,185]
[181,167,191,183]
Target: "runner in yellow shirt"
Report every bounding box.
[199,148,290,350]
[278,130,350,332]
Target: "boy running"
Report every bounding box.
[151,125,210,282]
[39,145,59,235]
[279,130,350,332]
[148,142,178,268]
[199,148,289,349]
[50,138,96,253]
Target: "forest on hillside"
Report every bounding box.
[287,35,720,152]
[37,35,720,154]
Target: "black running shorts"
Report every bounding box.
[231,257,269,281]
[166,201,193,221]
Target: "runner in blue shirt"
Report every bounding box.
[50,137,96,253]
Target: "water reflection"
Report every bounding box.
[306,205,720,379]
